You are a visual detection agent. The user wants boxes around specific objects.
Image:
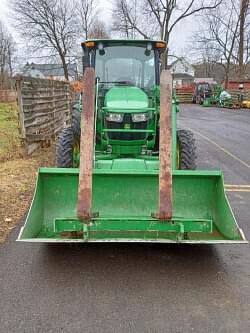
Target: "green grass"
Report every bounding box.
[0,103,22,161]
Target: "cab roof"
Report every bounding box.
[82,39,166,49]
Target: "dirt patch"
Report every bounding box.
[0,102,57,242]
[0,147,55,242]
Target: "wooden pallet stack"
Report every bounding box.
[175,88,193,104]
[16,76,72,154]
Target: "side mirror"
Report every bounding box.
[99,49,105,56]
[98,42,105,56]
[144,49,151,56]
[82,44,90,75]
[145,42,152,56]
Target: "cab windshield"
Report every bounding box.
[95,45,156,90]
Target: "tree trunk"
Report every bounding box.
[7,45,13,77]
[60,54,69,81]
[161,31,169,70]
[161,48,169,70]
[224,64,230,89]
[238,0,249,80]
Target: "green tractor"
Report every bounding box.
[57,40,196,170]
[18,40,247,243]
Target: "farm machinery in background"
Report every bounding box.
[192,81,247,109]
[192,82,213,105]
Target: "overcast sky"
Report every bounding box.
[0,0,10,26]
[0,0,195,63]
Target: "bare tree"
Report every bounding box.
[193,0,250,83]
[238,0,250,79]
[88,20,110,39]
[0,20,16,88]
[113,0,134,38]
[112,0,222,67]
[246,13,250,77]
[194,45,222,78]
[12,0,77,80]
[76,0,98,40]
[112,0,156,39]
[193,0,241,87]
[113,0,130,38]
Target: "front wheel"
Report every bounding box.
[56,104,81,167]
[56,125,81,168]
[177,129,197,170]
[56,127,75,167]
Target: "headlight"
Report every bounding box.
[106,113,123,123]
[132,113,149,122]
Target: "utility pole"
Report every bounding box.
[238,0,249,80]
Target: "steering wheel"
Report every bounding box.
[116,77,135,86]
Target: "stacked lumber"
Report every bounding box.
[16,76,72,154]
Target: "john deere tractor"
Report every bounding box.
[56,40,196,170]
[18,40,246,244]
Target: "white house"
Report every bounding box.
[169,57,195,87]
[22,63,78,81]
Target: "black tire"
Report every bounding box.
[177,129,197,170]
[56,104,81,168]
[71,104,81,140]
[56,127,74,167]
[72,102,102,145]
[153,127,160,151]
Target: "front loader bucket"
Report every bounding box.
[18,168,247,243]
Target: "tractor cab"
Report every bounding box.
[81,40,166,156]
[82,39,165,88]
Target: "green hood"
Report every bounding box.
[105,86,148,111]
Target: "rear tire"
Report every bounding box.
[56,104,81,167]
[177,129,197,170]
[72,104,81,140]
[56,127,74,167]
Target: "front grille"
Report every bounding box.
[105,114,147,141]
